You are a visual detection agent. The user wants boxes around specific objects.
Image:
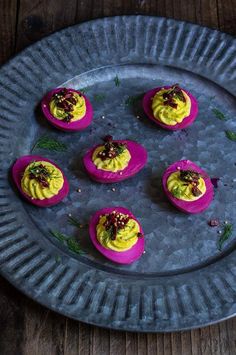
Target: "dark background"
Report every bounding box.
[0,1,236,354]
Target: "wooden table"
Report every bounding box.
[0,1,236,354]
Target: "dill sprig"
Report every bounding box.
[32,136,67,152]
[55,254,62,263]
[66,238,84,254]
[50,230,66,242]
[212,108,227,121]
[116,144,126,155]
[114,75,120,87]
[125,94,142,106]
[218,223,233,251]
[50,230,84,255]
[80,87,90,94]
[68,215,81,228]
[225,130,236,142]
[172,186,182,198]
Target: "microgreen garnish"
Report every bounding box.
[116,144,126,155]
[28,162,52,188]
[50,230,84,255]
[32,136,67,152]
[94,93,106,102]
[218,223,233,251]
[212,108,227,121]
[125,94,142,106]
[103,211,130,240]
[225,130,236,142]
[68,215,81,228]
[114,75,120,87]
[179,170,203,197]
[172,186,182,198]
[98,135,127,160]
[163,84,185,109]
[52,88,79,122]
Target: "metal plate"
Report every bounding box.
[0,16,236,332]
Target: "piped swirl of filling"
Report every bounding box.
[92,135,131,172]
[96,210,143,252]
[49,88,86,122]
[21,161,64,200]
[151,84,191,126]
[167,169,206,201]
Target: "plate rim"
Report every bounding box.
[0,15,236,332]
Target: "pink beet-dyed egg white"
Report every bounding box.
[83,136,147,183]
[162,160,214,214]
[89,207,145,264]
[41,87,93,132]
[142,85,198,131]
[12,155,69,207]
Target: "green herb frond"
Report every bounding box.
[225,130,236,142]
[66,237,84,254]
[114,75,120,87]
[50,230,85,255]
[32,136,67,152]
[125,94,142,106]
[68,215,81,228]
[50,230,66,242]
[212,108,227,121]
[218,223,233,251]
[172,186,182,198]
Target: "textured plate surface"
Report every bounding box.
[0,16,236,332]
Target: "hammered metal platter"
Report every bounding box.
[0,16,236,332]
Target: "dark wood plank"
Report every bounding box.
[190,328,202,355]
[109,329,126,355]
[217,0,236,35]
[0,277,25,355]
[126,332,138,355]
[92,325,110,355]
[0,0,18,65]
[200,326,212,355]
[15,0,78,51]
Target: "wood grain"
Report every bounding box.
[0,0,236,354]
[0,0,18,65]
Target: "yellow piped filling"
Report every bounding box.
[167,171,206,201]
[92,146,131,172]
[151,89,191,126]
[21,161,64,200]
[49,92,86,122]
[96,214,140,252]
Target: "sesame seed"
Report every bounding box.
[143,251,146,254]
[224,221,228,224]
[68,213,72,217]
[177,166,181,170]
[111,188,116,192]
[136,115,140,119]
[119,172,123,175]
[43,104,47,108]
[101,115,105,119]
[77,188,81,193]
[218,230,222,234]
